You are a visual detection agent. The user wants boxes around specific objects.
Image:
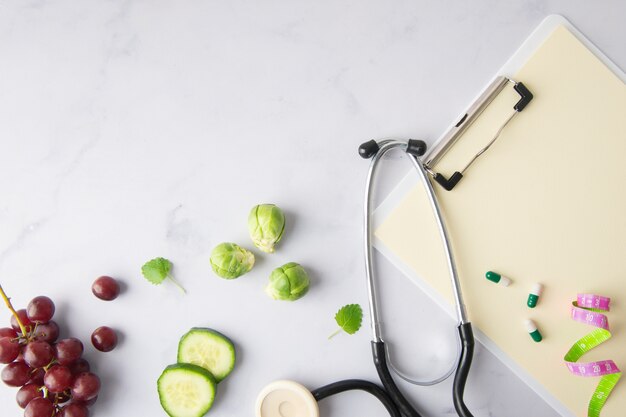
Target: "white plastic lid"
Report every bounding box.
[255,380,319,417]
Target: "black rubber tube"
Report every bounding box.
[312,379,401,417]
[452,323,475,417]
[372,341,423,417]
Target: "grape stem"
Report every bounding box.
[0,283,28,336]
[167,274,186,294]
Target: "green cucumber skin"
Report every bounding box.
[160,362,217,381]
[186,328,234,345]
[177,328,236,383]
[157,363,217,417]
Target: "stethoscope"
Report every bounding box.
[255,139,476,417]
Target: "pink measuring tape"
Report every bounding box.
[564,294,621,417]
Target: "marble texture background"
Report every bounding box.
[1,1,625,416]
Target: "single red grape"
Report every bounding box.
[44,364,73,393]
[26,296,55,323]
[23,341,54,368]
[10,309,32,333]
[55,338,83,366]
[32,321,60,343]
[24,397,55,417]
[16,383,43,409]
[91,276,120,301]
[1,360,31,386]
[28,367,45,385]
[91,326,117,352]
[58,403,89,417]
[68,358,90,375]
[70,372,100,401]
[0,336,20,363]
[0,327,18,338]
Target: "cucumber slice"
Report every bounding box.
[157,363,216,417]
[177,328,236,382]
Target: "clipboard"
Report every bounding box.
[373,15,626,417]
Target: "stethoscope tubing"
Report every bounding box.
[308,340,420,417]
[312,378,401,417]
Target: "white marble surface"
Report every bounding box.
[1,1,625,416]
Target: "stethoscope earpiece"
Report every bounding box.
[406,139,427,157]
[358,139,380,159]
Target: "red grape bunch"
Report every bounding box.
[0,279,120,417]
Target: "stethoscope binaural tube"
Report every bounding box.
[360,139,476,417]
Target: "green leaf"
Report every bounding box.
[141,257,186,293]
[334,304,363,335]
[141,257,172,285]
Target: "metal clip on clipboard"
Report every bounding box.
[424,76,533,191]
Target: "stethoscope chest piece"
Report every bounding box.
[255,380,319,417]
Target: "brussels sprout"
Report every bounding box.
[210,243,255,279]
[265,262,310,301]
[248,204,285,253]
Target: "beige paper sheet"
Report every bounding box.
[376,26,626,417]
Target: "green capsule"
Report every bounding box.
[527,283,543,308]
[524,319,542,342]
[486,271,511,286]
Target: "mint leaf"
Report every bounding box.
[329,304,363,339]
[141,257,186,293]
[141,257,171,284]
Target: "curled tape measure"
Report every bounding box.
[564,294,621,417]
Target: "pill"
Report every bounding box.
[527,283,543,308]
[524,319,542,342]
[485,271,511,287]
